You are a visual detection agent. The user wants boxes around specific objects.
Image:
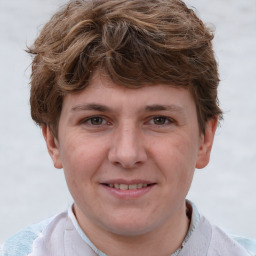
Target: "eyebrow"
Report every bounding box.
[145,104,185,113]
[71,103,185,114]
[71,103,111,112]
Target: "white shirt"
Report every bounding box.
[1,201,255,256]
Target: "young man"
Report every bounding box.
[1,0,255,255]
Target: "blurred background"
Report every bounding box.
[0,0,255,243]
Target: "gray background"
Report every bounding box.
[0,0,255,243]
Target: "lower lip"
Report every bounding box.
[101,184,155,199]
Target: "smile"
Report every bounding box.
[104,184,151,190]
[101,181,156,199]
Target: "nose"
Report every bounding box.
[108,123,148,169]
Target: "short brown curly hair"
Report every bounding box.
[28,0,222,136]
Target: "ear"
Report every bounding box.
[42,125,63,169]
[196,117,218,169]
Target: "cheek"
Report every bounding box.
[60,141,106,207]
[152,134,198,184]
[59,136,108,185]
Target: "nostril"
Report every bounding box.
[110,159,143,169]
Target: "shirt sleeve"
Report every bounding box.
[232,236,256,256]
[0,229,38,256]
[0,216,55,256]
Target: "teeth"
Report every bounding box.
[107,183,149,190]
[120,184,129,190]
[128,184,137,190]
[137,183,143,189]
[114,184,120,189]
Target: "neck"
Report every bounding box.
[74,202,190,256]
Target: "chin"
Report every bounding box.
[101,214,160,237]
[107,224,152,237]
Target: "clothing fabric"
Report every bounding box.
[1,202,255,256]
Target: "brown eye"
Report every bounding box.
[88,117,105,125]
[153,116,168,125]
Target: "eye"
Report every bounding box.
[149,116,174,126]
[152,116,168,125]
[83,116,108,126]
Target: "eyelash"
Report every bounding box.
[148,116,175,126]
[82,116,109,126]
[81,115,175,127]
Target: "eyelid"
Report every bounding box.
[145,115,175,125]
[80,115,175,126]
[81,115,111,126]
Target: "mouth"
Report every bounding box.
[102,183,156,190]
[100,181,156,199]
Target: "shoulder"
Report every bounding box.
[0,211,68,256]
[209,222,255,256]
[184,201,255,256]
[232,235,256,256]
[0,218,52,256]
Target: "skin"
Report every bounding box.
[43,71,217,256]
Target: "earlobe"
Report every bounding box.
[196,117,218,169]
[42,125,63,169]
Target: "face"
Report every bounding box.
[44,71,217,239]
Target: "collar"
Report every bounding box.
[171,200,200,256]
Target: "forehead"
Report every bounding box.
[61,71,197,119]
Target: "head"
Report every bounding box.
[28,0,222,138]
[28,0,222,249]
